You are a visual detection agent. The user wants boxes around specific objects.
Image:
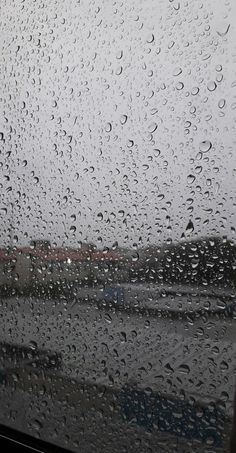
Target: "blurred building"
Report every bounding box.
[0,240,130,291]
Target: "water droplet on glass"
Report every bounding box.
[220,360,229,371]
[178,364,190,374]
[199,140,212,153]
[207,81,217,92]
[148,122,157,133]
[176,82,184,90]
[127,139,134,148]
[146,33,154,43]
[116,66,123,75]
[116,50,123,60]
[29,341,38,351]
[187,174,195,184]
[32,419,42,431]
[186,220,194,232]
[217,23,230,37]
[215,64,222,72]
[218,98,226,109]
[120,115,127,125]
[191,87,199,96]
[173,67,182,76]
[216,73,223,83]
[105,122,112,133]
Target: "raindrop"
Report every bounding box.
[116,50,123,59]
[97,212,103,220]
[148,122,157,133]
[216,73,223,83]
[120,332,127,342]
[120,115,127,125]
[199,140,212,153]
[207,81,217,92]
[105,313,112,324]
[178,364,190,374]
[116,66,123,75]
[215,64,222,72]
[195,166,202,174]
[146,33,154,43]
[173,67,182,76]
[29,341,38,351]
[220,361,229,371]
[218,98,226,109]
[31,419,42,431]
[176,82,184,90]
[217,23,230,37]
[187,174,195,184]
[191,87,199,95]
[127,139,134,148]
[105,122,112,133]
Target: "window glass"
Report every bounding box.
[0,0,236,451]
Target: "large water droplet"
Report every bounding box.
[218,98,226,109]
[146,33,154,43]
[207,81,217,92]
[187,174,195,184]
[217,23,230,37]
[148,122,157,133]
[173,67,182,76]
[120,115,127,125]
[199,140,212,153]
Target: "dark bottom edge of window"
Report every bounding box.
[0,423,71,453]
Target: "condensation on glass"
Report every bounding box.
[0,0,236,452]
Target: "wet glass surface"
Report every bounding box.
[0,0,236,451]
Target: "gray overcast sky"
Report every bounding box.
[0,0,236,248]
